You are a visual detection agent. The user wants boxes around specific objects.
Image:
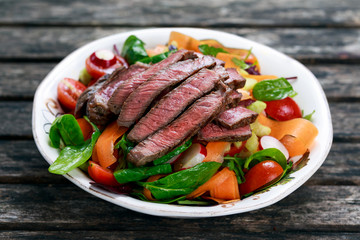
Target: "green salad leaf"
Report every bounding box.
[114,164,172,184]
[244,148,287,170]
[232,57,256,70]
[198,44,228,57]
[49,129,100,175]
[139,162,221,200]
[138,50,176,64]
[153,139,193,165]
[121,35,148,64]
[49,114,84,149]
[252,78,297,101]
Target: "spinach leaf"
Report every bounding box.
[114,134,135,157]
[244,148,287,170]
[198,44,228,57]
[140,162,221,200]
[138,50,176,64]
[121,35,148,65]
[48,129,101,175]
[252,78,297,101]
[49,114,84,149]
[223,156,246,184]
[153,139,193,165]
[114,164,172,184]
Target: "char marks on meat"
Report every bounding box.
[128,68,225,142]
[128,90,227,166]
[86,64,148,125]
[108,49,197,115]
[216,105,258,129]
[198,123,252,142]
[224,68,246,89]
[74,73,112,118]
[117,55,216,127]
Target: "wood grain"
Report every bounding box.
[0,141,358,185]
[0,0,359,27]
[0,184,359,232]
[1,231,359,240]
[0,27,359,61]
[1,63,359,100]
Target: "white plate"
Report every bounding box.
[32,28,333,218]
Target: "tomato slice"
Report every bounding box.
[265,97,302,121]
[88,161,120,186]
[225,141,247,157]
[239,160,283,195]
[57,78,86,111]
[85,55,127,80]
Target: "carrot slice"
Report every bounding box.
[280,135,308,157]
[143,174,165,201]
[187,167,232,199]
[76,118,93,140]
[216,52,260,73]
[168,31,200,52]
[210,168,240,200]
[95,121,128,168]
[258,114,318,154]
[247,75,278,82]
[202,142,231,163]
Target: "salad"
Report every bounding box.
[47,31,318,205]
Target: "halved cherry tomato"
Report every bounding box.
[88,161,120,186]
[57,78,86,111]
[239,160,283,195]
[85,54,127,80]
[265,97,302,121]
[225,141,247,157]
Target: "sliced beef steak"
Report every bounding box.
[227,90,243,108]
[117,55,216,127]
[127,68,224,142]
[86,64,148,125]
[216,105,258,129]
[74,73,112,118]
[224,68,246,89]
[128,90,227,166]
[198,123,252,142]
[108,49,197,115]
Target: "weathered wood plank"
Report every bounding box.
[0,27,359,61]
[0,0,359,27]
[1,231,359,240]
[0,184,359,232]
[1,63,359,100]
[1,140,359,185]
[0,102,357,139]
[0,63,56,99]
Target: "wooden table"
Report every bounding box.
[1,0,359,239]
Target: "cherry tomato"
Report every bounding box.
[239,160,283,195]
[225,141,247,157]
[57,78,86,111]
[265,97,302,121]
[88,161,120,186]
[85,52,127,80]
